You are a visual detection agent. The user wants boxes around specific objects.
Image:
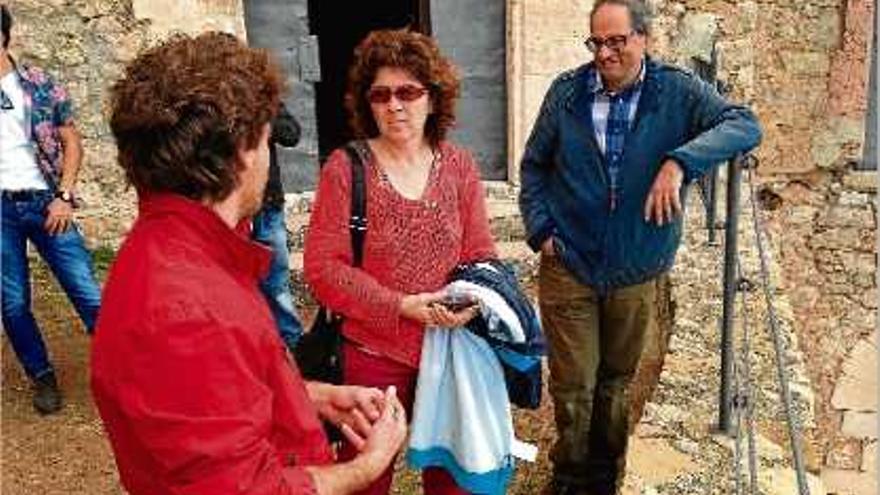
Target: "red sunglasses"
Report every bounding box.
[366,84,429,104]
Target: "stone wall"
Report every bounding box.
[131,0,244,40]
[5,0,245,247]
[6,0,146,246]
[509,0,874,174]
[656,1,876,488]
[763,170,877,492]
[625,0,872,176]
[507,0,594,183]
[6,0,876,486]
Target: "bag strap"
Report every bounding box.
[342,142,367,268]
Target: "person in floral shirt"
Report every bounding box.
[0,4,101,415]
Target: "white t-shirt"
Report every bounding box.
[0,71,48,191]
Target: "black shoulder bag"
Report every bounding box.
[293,143,367,384]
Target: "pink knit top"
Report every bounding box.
[304,141,497,368]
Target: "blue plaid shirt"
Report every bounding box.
[590,61,645,211]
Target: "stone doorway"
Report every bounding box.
[308,0,430,161]
[244,0,507,191]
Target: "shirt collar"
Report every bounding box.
[591,58,646,96]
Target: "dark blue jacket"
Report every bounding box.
[519,58,762,292]
[449,260,545,409]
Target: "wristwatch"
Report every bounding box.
[54,189,74,204]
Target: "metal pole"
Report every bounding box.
[718,155,742,434]
[706,165,720,245]
[743,164,812,495]
[708,77,730,246]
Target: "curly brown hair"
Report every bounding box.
[345,29,460,145]
[109,32,283,202]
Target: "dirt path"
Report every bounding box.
[2,260,122,494]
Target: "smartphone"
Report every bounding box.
[438,294,477,312]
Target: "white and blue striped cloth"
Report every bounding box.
[407,280,537,495]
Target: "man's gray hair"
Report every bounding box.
[590,0,653,35]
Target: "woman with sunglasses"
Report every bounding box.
[304,29,497,495]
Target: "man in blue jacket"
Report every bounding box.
[518,1,761,494]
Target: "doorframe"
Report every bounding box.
[417,0,432,34]
[507,0,525,185]
[859,7,877,170]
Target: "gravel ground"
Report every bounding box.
[619,184,821,495]
[2,253,124,494]
[2,184,814,495]
[0,252,560,495]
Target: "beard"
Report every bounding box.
[238,172,267,220]
[244,183,266,219]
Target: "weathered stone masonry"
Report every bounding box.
[6,0,876,490]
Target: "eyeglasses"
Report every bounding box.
[584,31,637,53]
[0,88,12,111]
[366,84,429,104]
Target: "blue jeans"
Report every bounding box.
[252,204,303,346]
[1,191,102,379]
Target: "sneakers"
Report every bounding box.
[32,372,63,415]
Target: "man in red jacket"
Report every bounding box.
[91,32,407,495]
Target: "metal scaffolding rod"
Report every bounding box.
[718,154,743,434]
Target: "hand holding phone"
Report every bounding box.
[436,293,478,312]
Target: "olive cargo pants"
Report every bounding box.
[539,253,657,495]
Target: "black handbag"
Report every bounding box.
[294,143,367,384]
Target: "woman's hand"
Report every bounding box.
[399,291,446,325]
[427,303,479,329]
[400,291,480,328]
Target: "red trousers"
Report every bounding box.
[339,343,470,495]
